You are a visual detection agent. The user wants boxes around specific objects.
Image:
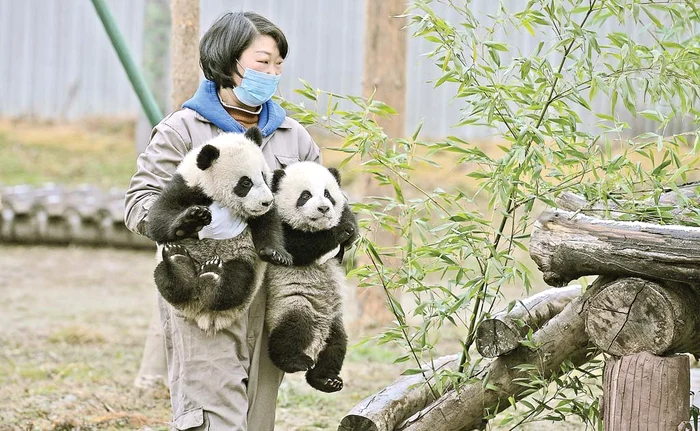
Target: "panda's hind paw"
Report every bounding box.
[306,374,344,393]
[199,256,223,280]
[163,244,194,266]
[259,247,293,266]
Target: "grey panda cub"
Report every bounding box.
[265,161,359,393]
[147,127,291,334]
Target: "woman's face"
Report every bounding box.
[233,35,283,86]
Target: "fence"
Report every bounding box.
[0,0,694,138]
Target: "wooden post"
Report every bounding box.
[170,0,200,110]
[363,0,407,138]
[603,352,691,431]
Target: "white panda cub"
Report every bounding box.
[265,161,358,393]
[147,127,291,334]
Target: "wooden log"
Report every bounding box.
[603,352,691,431]
[0,185,153,249]
[338,355,459,431]
[556,188,700,225]
[585,277,700,357]
[397,295,592,431]
[529,209,700,286]
[475,285,581,357]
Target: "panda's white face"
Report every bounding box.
[177,132,273,218]
[274,162,345,232]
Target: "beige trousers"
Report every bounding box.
[157,286,284,430]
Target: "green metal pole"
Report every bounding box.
[91,0,163,127]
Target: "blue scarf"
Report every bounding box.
[182,80,286,137]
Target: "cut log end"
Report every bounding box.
[338,416,379,431]
[475,319,520,358]
[585,277,700,356]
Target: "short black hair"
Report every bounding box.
[199,12,289,88]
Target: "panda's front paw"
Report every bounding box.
[334,222,357,245]
[259,247,293,266]
[171,205,212,237]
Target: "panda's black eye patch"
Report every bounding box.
[235,176,253,197]
[324,189,336,205]
[297,190,312,207]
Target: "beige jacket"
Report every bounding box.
[124,108,320,237]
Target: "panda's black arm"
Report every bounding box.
[331,204,359,262]
[281,204,359,266]
[283,227,342,266]
[337,204,359,249]
[146,174,213,243]
[247,208,290,262]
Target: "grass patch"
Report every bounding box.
[48,325,107,345]
[0,118,137,189]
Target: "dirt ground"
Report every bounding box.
[0,244,404,431]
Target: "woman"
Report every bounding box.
[124,12,320,430]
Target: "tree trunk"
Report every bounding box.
[529,209,700,286]
[363,0,406,138]
[475,285,581,358]
[585,277,700,357]
[603,352,691,431]
[397,295,592,431]
[357,0,408,329]
[170,0,200,110]
[339,355,459,431]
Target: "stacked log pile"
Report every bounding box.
[340,190,700,431]
[0,184,153,249]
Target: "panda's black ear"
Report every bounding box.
[244,127,263,146]
[328,167,342,186]
[271,169,285,192]
[197,144,220,170]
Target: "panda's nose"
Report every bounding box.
[317,205,329,214]
[261,200,272,207]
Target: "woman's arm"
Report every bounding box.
[124,120,191,237]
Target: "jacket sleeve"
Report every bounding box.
[124,122,191,236]
[299,125,321,163]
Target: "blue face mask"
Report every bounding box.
[233,62,281,107]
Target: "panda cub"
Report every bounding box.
[147,127,291,334]
[265,161,358,393]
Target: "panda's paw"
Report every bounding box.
[163,244,194,266]
[306,373,344,393]
[198,256,224,282]
[334,222,357,244]
[259,247,293,266]
[172,205,212,237]
[274,354,315,373]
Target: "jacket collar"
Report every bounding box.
[192,111,293,130]
[182,80,287,137]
